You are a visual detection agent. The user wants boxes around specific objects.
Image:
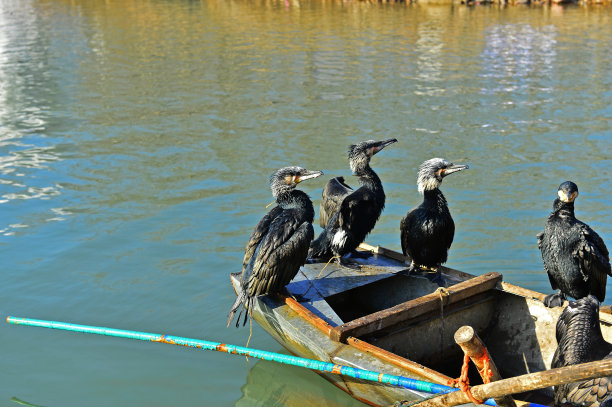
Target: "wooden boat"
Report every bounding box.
[230,243,612,407]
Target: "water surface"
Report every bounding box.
[1,0,611,406]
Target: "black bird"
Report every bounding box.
[551,295,612,407]
[227,166,323,327]
[308,138,397,261]
[400,158,469,279]
[537,181,611,308]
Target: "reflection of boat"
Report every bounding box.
[235,356,365,407]
[230,243,612,407]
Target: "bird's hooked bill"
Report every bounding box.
[296,170,324,183]
[441,163,469,177]
[373,138,398,154]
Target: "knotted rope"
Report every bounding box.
[447,347,494,405]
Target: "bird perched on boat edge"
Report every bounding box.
[400,158,469,282]
[551,295,612,407]
[308,138,397,262]
[227,166,323,327]
[537,181,611,308]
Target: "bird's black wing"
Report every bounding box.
[400,214,409,257]
[574,225,611,302]
[228,205,283,327]
[241,206,283,276]
[560,353,612,407]
[320,177,352,228]
[245,211,314,297]
[337,187,380,238]
[400,207,421,259]
[551,297,612,406]
[537,230,559,290]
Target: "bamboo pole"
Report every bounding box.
[4,316,482,400]
[454,326,516,407]
[409,358,612,407]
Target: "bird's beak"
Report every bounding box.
[372,138,398,154]
[441,164,469,177]
[558,189,578,203]
[296,170,324,183]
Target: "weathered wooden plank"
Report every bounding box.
[282,295,334,336]
[500,282,547,302]
[330,272,503,343]
[358,243,477,282]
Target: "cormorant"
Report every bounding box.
[551,295,612,407]
[537,181,611,308]
[227,166,323,327]
[308,138,397,261]
[399,158,469,280]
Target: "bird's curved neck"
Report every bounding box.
[276,190,314,219]
[422,188,448,209]
[357,165,383,192]
[553,199,575,219]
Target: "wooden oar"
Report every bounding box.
[408,358,612,407]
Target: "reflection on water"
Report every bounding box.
[0,0,65,235]
[415,12,444,96]
[0,0,611,406]
[481,24,557,94]
[236,356,364,407]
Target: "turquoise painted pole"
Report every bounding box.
[7,316,543,407]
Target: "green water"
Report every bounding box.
[1,0,610,405]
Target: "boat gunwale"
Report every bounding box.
[328,271,503,343]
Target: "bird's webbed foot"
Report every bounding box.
[337,256,364,271]
[543,292,565,308]
[425,269,447,287]
[403,263,447,286]
[412,265,446,286]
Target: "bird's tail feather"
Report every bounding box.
[227,292,255,328]
[227,291,246,327]
[308,232,333,260]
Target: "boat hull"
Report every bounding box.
[230,244,612,407]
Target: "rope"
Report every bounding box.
[358,264,388,273]
[447,346,494,405]
[477,348,494,384]
[436,287,450,361]
[245,309,254,362]
[300,255,340,296]
[448,353,484,405]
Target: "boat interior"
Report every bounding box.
[287,245,608,391]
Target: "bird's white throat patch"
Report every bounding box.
[417,177,440,194]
